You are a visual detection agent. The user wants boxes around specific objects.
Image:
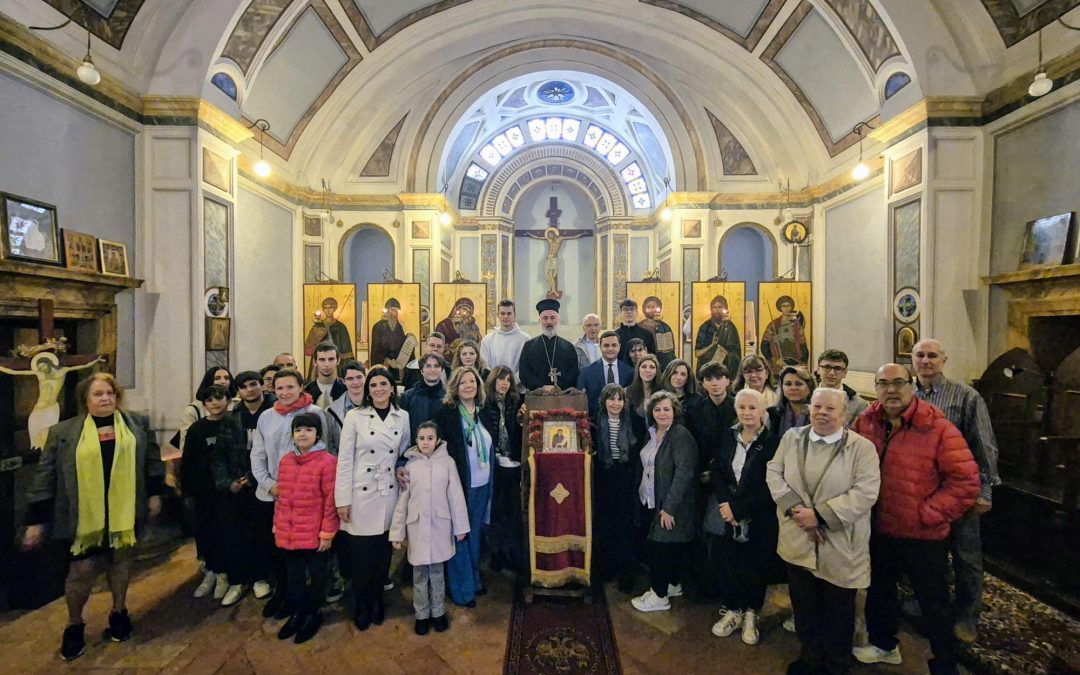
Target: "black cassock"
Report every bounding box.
[519,334,580,391]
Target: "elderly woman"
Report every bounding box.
[768,366,816,437]
[631,390,699,613]
[23,373,164,661]
[435,366,498,607]
[767,388,881,675]
[732,355,778,409]
[708,389,782,645]
[335,366,410,631]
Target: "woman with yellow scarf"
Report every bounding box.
[23,373,164,661]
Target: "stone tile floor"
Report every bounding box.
[0,543,953,674]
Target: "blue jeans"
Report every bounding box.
[950,509,983,622]
[447,480,491,605]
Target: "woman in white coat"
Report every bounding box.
[335,366,410,631]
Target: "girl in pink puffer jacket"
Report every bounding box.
[272,413,339,644]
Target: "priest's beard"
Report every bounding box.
[541,326,557,338]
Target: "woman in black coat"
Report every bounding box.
[592,383,639,592]
[479,366,525,574]
[435,367,499,607]
[708,388,783,645]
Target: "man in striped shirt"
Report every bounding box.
[912,339,1000,644]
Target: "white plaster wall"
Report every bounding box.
[989,98,1080,358]
[234,187,295,371]
[0,72,138,386]
[822,188,890,373]
[513,182,596,326]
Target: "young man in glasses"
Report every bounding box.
[815,349,867,426]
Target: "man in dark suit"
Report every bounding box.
[577,331,633,418]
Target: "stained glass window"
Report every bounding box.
[627,178,648,194]
[607,143,629,164]
[583,125,604,148]
[528,119,546,142]
[633,193,652,209]
[466,163,489,181]
[492,134,513,156]
[506,127,525,147]
[621,162,642,182]
[561,119,580,141]
[596,132,617,155]
[479,144,501,166]
[546,118,562,140]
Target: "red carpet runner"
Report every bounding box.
[503,587,621,675]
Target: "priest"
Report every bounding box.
[519,298,580,391]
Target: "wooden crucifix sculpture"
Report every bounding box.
[0,299,103,451]
[515,196,591,299]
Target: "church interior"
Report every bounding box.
[2,0,1080,672]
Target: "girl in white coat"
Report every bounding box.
[390,422,469,635]
[334,366,410,631]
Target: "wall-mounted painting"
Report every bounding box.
[202,147,231,193]
[433,282,488,361]
[1019,212,1074,270]
[368,282,421,377]
[626,281,681,367]
[302,283,357,379]
[62,229,98,273]
[2,193,60,265]
[758,281,812,375]
[691,281,745,377]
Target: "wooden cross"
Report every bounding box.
[0,299,101,370]
[546,196,562,228]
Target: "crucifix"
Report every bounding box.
[514,196,592,299]
[0,299,104,451]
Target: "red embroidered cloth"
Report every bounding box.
[528,452,592,588]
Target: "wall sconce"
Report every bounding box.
[250,119,271,177]
[851,121,875,181]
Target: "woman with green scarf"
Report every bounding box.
[23,372,164,661]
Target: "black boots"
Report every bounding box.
[432,614,449,632]
[414,618,430,635]
[60,623,85,660]
[279,601,323,643]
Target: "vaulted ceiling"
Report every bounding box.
[7,0,1080,204]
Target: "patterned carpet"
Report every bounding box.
[504,587,621,675]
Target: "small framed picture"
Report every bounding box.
[61,229,98,273]
[1018,213,1074,270]
[2,193,61,265]
[893,287,921,324]
[206,317,231,351]
[543,420,579,452]
[98,239,129,277]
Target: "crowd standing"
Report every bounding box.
[21,295,997,675]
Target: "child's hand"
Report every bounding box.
[317,539,332,553]
[456,534,466,542]
[392,541,403,550]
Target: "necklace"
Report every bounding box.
[542,335,560,385]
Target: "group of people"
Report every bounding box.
[21,294,998,675]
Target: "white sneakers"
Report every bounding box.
[711,609,742,637]
[711,609,760,644]
[631,589,671,612]
[666,584,684,598]
[852,644,903,665]
[782,616,796,633]
[741,610,759,645]
[213,574,230,600]
[194,571,216,598]
[221,584,246,607]
[252,580,272,599]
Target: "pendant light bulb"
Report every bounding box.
[660,207,673,221]
[439,211,453,227]
[1029,29,1053,98]
[852,162,870,181]
[253,160,271,178]
[76,30,100,86]
[251,119,271,178]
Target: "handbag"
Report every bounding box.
[702,493,728,536]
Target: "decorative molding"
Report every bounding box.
[978,0,1080,47]
[406,38,707,193]
[340,0,474,52]
[820,0,901,71]
[220,0,293,75]
[358,113,408,177]
[706,109,757,175]
[40,0,147,49]
[637,0,786,51]
[144,96,254,143]
[760,1,876,157]
[239,1,362,160]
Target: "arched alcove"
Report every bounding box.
[339,224,394,307]
[512,179,597,324]
[719,223,776,309]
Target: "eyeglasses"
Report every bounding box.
[874,379,911,390]
[818,365,846,373]
[743,367,765,374]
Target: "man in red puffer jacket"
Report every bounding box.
[850,364,978,675]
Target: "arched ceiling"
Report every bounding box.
[7,0,1080,204]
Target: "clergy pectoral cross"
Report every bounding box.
[548,367,561,385]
